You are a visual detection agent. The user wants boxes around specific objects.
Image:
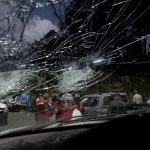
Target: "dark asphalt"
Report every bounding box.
[0,111,37,132]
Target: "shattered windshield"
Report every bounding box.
[0,0,150,132]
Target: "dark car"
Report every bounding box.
[0,93,27,112]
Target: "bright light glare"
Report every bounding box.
[93,58,105,64]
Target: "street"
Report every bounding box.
[0,111,37,132]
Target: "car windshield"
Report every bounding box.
[0,0,150,133]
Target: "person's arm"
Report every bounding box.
[50,107,58,121]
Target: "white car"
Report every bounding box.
[0,102,8,125]
[80,93,130,115]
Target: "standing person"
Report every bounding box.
[51,94,82,121]
[107,94,127,114]
[133,90,143,105]
[35,93,42,122]
[48,95,59,121]
[35,92,50,123]
[20,91,31,115]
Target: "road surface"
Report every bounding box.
[0,111,37,132]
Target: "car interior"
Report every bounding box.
[0,113,149,150]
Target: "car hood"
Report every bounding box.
[0,118,109,137]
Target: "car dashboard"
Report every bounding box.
[0,113,149,150]
[0,128,87,150]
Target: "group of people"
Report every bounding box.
[35,92,82,123]
[20,89,150,123]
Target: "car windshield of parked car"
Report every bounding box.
[0,0,150,133]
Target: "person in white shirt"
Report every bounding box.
[71,106,82,120]
[133,90,143,104]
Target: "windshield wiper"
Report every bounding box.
[28,114,126,130]
[0,114,127,137]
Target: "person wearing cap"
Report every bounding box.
[133,90,143,105]
[35,92,50,123]
[61,93,74,101]
[51,94,82,121]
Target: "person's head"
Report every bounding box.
[58,99,75,111]
[43,92,49,99]
[61,93,74,101]
[56,99,69,113]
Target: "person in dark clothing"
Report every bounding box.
[20,92,31,115]
[107,94,127,114]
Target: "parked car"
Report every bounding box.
[80,93,131,115]
[0,93,27,112]
[0,102,8,125]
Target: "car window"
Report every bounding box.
[103,95,128,106]
[83,97,99,107]
[103,96,114,106]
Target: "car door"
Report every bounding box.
[101,95,114,114]
[82,97,99,115]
